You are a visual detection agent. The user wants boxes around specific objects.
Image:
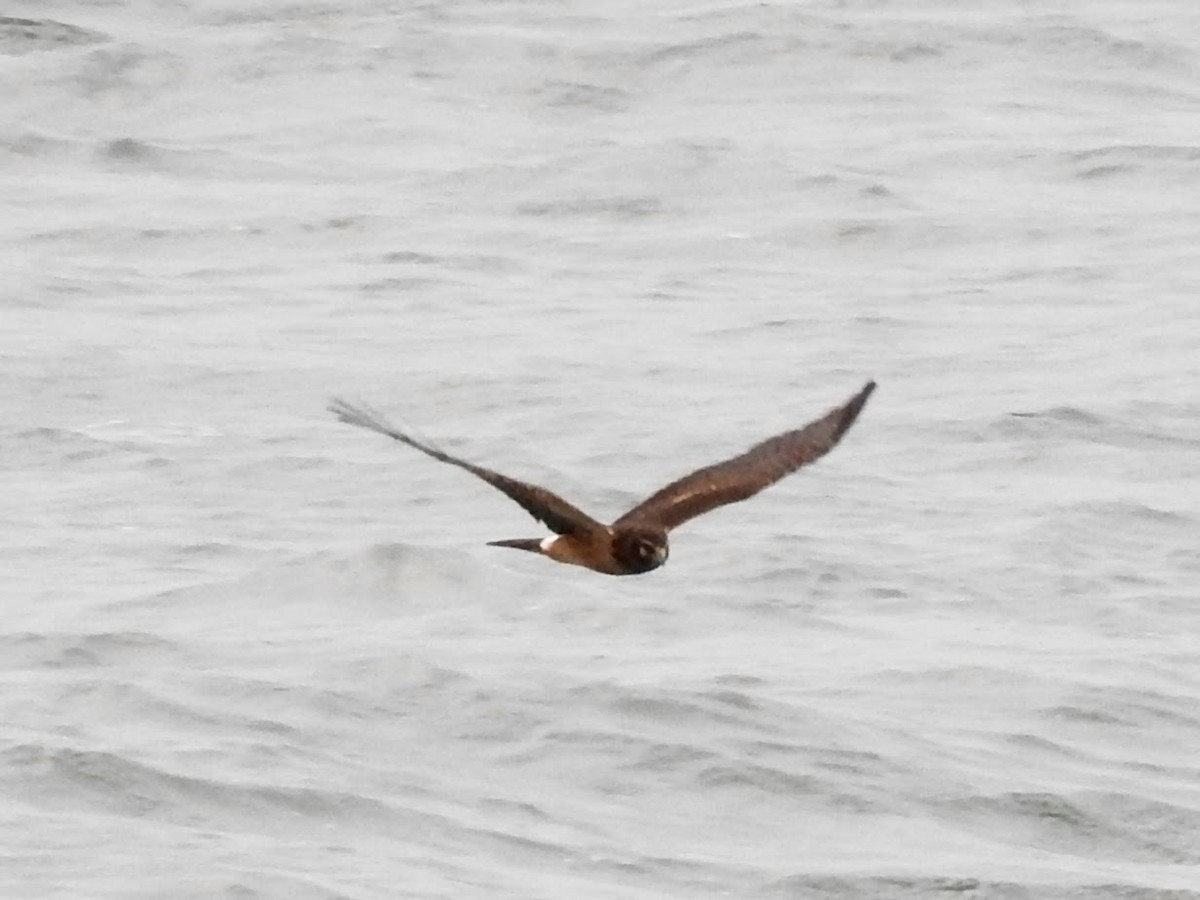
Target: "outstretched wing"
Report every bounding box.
[329,399,606,538]
[614,380,876,532]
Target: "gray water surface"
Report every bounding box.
[4,1,1200,897]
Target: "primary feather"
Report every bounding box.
[328,398,604,538]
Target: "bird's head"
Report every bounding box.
[614,527,669,574]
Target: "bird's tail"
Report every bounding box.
[488,538,543,554]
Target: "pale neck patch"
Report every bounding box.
[539,535,558,551]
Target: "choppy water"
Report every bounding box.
[4,1,1200,897]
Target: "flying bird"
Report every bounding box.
[329,380,875,576]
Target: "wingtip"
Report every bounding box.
[849,379,877,411]
[327,396,355,420]
[832,379,876,438]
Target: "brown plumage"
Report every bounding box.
[329,380,875,575]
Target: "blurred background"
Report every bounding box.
[3,2,1199,897]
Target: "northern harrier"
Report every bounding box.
[329,380,875,575]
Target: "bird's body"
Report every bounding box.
[490,528,668,576]
[329,381,875,576]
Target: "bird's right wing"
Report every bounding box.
[329,399,606,539]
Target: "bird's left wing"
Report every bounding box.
[613,380,876,533]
